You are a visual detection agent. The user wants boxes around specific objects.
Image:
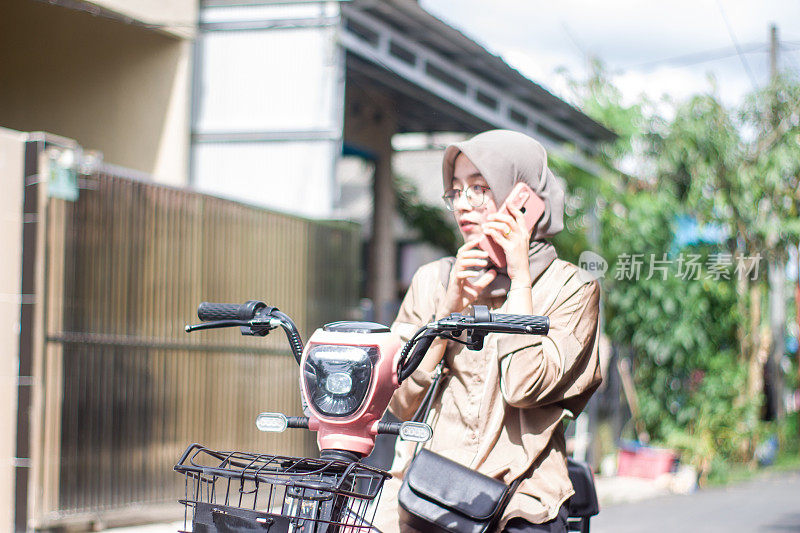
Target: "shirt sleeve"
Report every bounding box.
[387,262,442,421]
[496,279,601,411]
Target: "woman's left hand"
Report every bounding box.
[483,207,533,286]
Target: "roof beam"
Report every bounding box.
[339,6,605,175]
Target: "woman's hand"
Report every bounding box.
[483,207,533,287]
[441,240,497,316]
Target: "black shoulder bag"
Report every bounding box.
[397,361,523,533]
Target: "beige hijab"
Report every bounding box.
[442,129,565,240]
[441,130,566,289]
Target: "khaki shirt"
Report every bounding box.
[373,252,601,531]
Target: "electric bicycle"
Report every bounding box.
[174,300,597,532]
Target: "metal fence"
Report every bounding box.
[34,169,361,526]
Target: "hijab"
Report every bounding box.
[441,130,566,293]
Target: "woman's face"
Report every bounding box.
[450,153,498,241]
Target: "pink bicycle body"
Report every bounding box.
[300,327,401,456]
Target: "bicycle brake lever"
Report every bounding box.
[436,317,469,332]
[185,319,250,332]
[241,316,282,337]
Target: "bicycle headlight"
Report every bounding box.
[303,344,378,417]
[325,372,353,395]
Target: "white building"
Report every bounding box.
[192,0,615,322]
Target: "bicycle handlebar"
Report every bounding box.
[396,305,549,383]
[187,302,549,380]
[188,301,304,364]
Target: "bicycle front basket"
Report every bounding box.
[174,443,390,532]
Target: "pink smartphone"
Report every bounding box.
[478,182,545,269]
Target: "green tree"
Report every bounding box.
[657,76,800,419]
[555,63,800,479]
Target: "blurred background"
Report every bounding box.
[1,0,798,531]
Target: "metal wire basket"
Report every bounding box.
[174,443,391,533]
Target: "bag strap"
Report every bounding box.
[410,359,445,424]
[409,257,454,426]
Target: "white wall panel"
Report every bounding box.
[193,141,337,219]
[196,27,338,133]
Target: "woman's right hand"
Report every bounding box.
[440,240,497,317]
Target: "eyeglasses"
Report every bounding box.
[442,185,491,211]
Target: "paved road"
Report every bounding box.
[592,470,800,533]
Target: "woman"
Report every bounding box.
[373,130,602,533]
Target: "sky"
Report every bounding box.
[419,0,800,109]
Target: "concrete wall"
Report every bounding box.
[0,128,25,533]
[0,0,194,185]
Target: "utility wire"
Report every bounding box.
[781,45,800,74]
[716,0,759,89]
[560,21,590,61]
[629,42,768,71]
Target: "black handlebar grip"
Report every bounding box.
[197,301,265,321]
[490,313,549,335]
[377,421,402,435]
[197,302,241,321]
[286,417,310,429]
